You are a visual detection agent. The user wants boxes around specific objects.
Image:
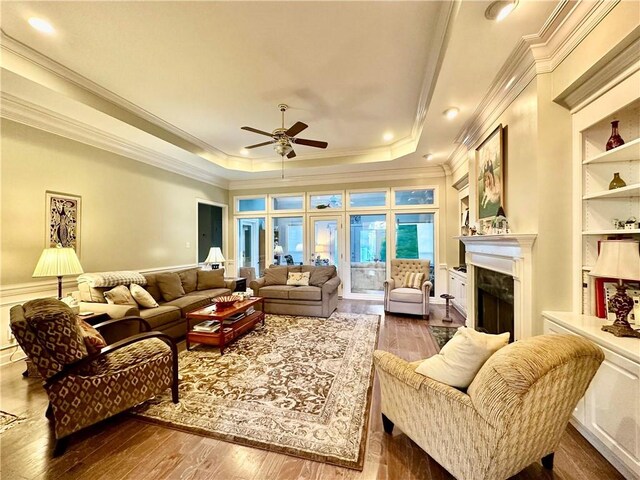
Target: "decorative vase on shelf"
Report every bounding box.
[609,172,627,190]
[605,120,625,151]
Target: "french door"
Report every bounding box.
[308,215,343,276]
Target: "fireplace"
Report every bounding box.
[476,267,514,342]
[458,234,537,340]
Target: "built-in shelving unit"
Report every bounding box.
[583,183,640,200]
[582,137,640,165]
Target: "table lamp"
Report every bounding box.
[33,243,84,299]
[273,245,284,265]
[204,247,225,270]
[589,240,640,338]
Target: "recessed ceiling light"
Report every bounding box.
[240,148,250,156]
[505,76,516,89]
[423,153,434,161]
[443,107,459,120]
[28,17,55,34]
[383,132,394,142]
[485,1,518,22]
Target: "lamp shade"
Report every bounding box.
[33,244,83,278]
[589,240,640,281]
[204,247,225,264]
[273,245,284,255]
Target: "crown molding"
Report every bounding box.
[0,30,229,163]
[447,0,619,168]
[227,165,446,190]
[1,93,230,189]
[554,31,640,111]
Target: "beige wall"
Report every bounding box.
[1,119,228,285]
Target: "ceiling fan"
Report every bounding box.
[241,104,328,160]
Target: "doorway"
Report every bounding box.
[198,203,223,262]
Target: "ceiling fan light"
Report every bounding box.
[274,143,292,156]
[485,1,518,21]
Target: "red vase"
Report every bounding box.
[606,120,625,151]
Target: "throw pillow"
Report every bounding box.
[103,285,138,306]
[130,283,159,308]
[197,269,225,290]
[402,272,425,289]
[264,266,288,286]
[415,327,510,388]
[156,272,186,301]
[77,319,107,354]
[302,265,336,287]
[178,268,198,293]
[287,272,310,286]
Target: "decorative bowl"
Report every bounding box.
[214,295,242,309]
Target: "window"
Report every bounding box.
[395,213,436,295]
[348,190,387,209]
[393,188,435,207]
[273,216,304,265]
[272,195,304,211]
[237,218,266,276]
[309,193,343,210]
[236,197,266,213]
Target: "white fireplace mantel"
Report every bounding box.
[457,234,537,340]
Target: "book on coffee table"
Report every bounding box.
[193,320,220,333]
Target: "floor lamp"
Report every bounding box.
[33,244,84,299]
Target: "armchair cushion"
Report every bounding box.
[77,319,107,354]
[415,327,509,388]
[401,272,425,289]
[389,287,424,303]
[24,298,88,366]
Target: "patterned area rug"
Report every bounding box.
[133,312,380,470]
[429,325,460,350]
[0,411,23,434]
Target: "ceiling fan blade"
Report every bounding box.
[293,138,328,149]
[285,121,308,137]
[244,141,274,149]
[241,126,274,137]
[287,149,297,159]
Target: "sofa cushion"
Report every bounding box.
[139,306,181,330]
[264,266,288,286]
[104,285,138,306]
[130,283,159,308]
[197,269,225,290]
[156,273,185,302]
[302,265,336,287]
[288,286,322,301]
[415,327,510,389]
[77,271,147,288]
[177,267,199,293]
[259,285,296,299]
[287,272,310,286]
[142,273,164,302]
[389,287,424,303]
[287,265,303,273]
[162,295,210,317]
[77,283,109,303]
[186,288,231,298]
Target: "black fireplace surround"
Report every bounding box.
[475,267,515,342]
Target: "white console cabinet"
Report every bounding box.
[543,311,640,479]
[448,268,467,316]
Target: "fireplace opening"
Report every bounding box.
[475,267,515,342]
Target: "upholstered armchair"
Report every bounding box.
[373,334,604,480]
[10,298,178,455]
[384,259,432,319]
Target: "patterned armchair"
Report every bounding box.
[384,259,432,319]
[374,334,604,480]
[10,298,178,455]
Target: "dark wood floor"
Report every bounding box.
[0,300,623,480]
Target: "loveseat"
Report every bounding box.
[249,265,340,317]
[76,267,235,339]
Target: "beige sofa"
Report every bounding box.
[249,265,340,317]
[76,267,235,339]
[374,334,604,480]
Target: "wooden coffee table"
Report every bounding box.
[186,297,265,354]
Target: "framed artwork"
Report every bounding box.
[45,191,81,254]
[476,124,505,220]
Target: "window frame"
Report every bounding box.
[270,193,306,213]
[234,195,267,215]
[390,185,439,209]
[307,190,345,212]
[346,188,390,211]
